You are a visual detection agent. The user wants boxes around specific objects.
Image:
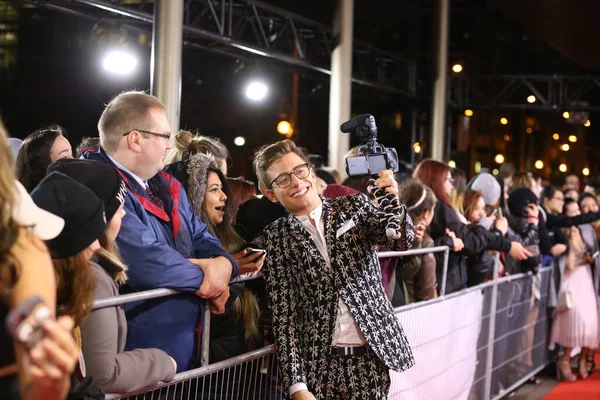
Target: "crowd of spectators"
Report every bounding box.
[1,90,599,399]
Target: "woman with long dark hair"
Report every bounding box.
[15,125,73,192]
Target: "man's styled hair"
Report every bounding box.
[253,139,310,189]
[98,91,165,153]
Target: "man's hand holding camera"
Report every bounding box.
[372,170,399,198]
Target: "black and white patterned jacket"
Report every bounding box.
[258,193,415,394]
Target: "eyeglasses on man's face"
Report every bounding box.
[122,129,171,141]
[269,163,311,189]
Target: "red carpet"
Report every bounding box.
[543,354,600,400]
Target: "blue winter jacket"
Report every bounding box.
[85,149,238,372]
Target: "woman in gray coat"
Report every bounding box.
[81,252,176,392]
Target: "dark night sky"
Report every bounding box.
[2,0,600,177]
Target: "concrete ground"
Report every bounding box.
[508,367,558,400]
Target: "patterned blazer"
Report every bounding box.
[258,193,415,394]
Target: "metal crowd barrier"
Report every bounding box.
[94,247,551,400]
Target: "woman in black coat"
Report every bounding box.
[414,160,531,294]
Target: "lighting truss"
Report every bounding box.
[450,74,600,111]
[21,0,427,98]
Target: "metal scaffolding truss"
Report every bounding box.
[450,74,600,111]
[22,0,427,98]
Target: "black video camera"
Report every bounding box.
[341,114,399,177]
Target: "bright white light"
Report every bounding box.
[245,81,268,101]
[102,50,138,75]
[448,160,456,168]
[534,160,544,169]
[233,136,246,147]
[559,163,567,173]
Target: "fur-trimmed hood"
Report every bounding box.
[164,153,229,217]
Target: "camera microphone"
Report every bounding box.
[340,114,376,133]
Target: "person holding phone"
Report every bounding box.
[165,152,278,397]
[1,124,79,400]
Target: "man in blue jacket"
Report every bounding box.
[85,91,238,372]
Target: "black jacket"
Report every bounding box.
[505,216,540,274]
[430,201,512,294]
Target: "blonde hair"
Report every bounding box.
[98,91,165,153]
[253,139,310,189]
[511,171,533,191]
[97,231,128,286]
[165,130,229,167]
[0,120,20,297]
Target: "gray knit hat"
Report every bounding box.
[469,173,501,206]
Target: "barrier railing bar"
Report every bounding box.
[94,247,453,311]
[92,288,178,310]
[201,303,211,367]
[392,267,550,315]
[440,247,449,296]
[490,340,547,372]
[377,246,450,258]
[492,317,548,346]
[105,345,276,399]
[483,254,501,400]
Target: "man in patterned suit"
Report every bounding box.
[253,140,415,399]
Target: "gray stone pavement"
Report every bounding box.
[505,369,558,400]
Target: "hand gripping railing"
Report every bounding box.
[92,246,450,310]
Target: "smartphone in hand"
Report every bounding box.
[5,295,52,349]
[246,248,267,257]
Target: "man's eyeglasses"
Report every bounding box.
[123,129,171,141]
[269,163,311,189]
[553,196,565,202]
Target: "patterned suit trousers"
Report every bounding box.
[318,346,390,400]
